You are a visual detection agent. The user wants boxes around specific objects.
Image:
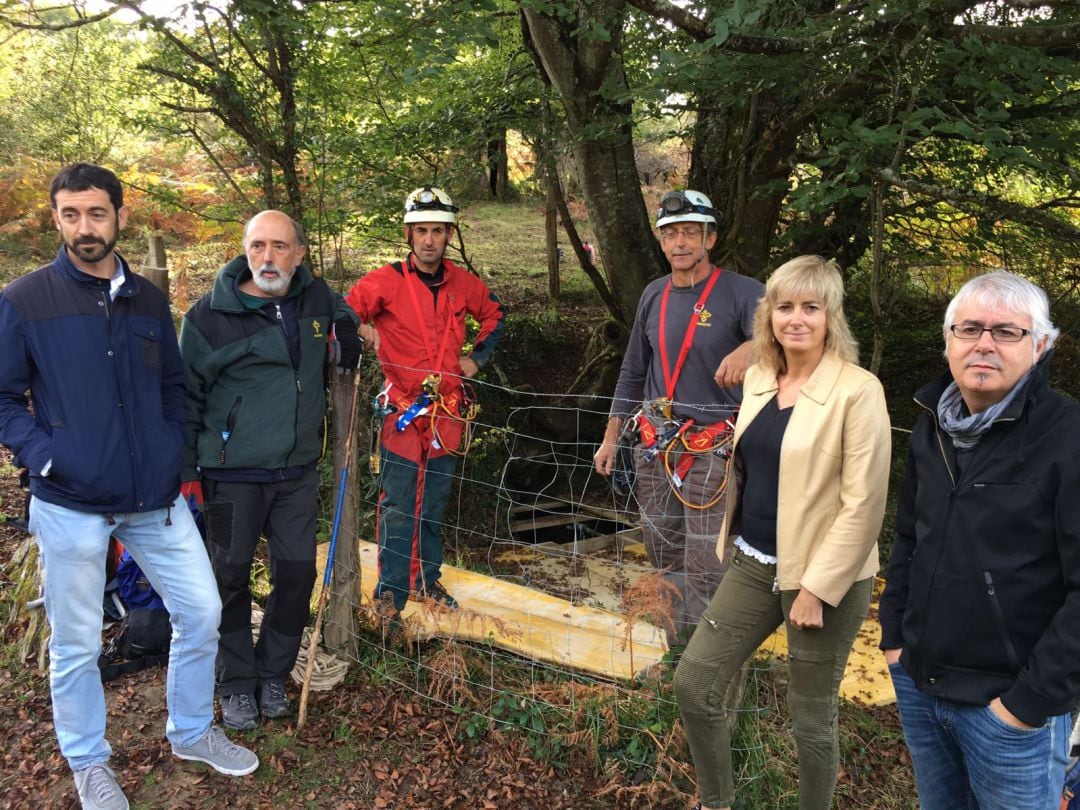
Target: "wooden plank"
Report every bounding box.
[509,513,580,534]
[317,539,668,682]
[575,502,630,523]
[509,499,567,515]
[532,526,643,557]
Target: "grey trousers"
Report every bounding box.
[674,548,872,809]
[634,445,728,641]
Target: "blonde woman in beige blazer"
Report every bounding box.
[674,256,892,810]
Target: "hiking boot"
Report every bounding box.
[73,763,128,810]
[219,692,259,731]
[415,580,458,609]
[258,681,293,719]
[173,725,259,776]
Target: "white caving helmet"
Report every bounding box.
[655,189,717,229]
[404,185,459,225]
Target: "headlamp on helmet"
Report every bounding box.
[655,190,717,229]
[404,185,459,224]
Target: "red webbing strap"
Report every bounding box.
[657,267,722,401]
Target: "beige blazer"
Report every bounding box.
[717,352,892,606]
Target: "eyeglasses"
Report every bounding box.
[659,226,704,241]
[949,324,1031,343]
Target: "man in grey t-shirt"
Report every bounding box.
[594,190,763,643]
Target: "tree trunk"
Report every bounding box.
[488,131,509,201]
[544,160,560,301]
[522,2,665,324]
[689,93,794,279]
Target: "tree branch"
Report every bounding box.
[944,21,1080,48]
[876,168,1080,246]
[183,125,259,215]
[625,0,805,53]
[0,6,115,30]
[1001,0,1080,9]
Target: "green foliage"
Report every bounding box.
[0,15,152,166]
[489,691,567,762]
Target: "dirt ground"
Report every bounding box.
[0,441,919,809]
[0,451,617,809]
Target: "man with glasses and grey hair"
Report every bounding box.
[880,270,1080,809]
[593,189,763,644]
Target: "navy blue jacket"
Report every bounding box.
[0,246,186,513]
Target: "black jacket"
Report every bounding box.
[879,352,1080,726]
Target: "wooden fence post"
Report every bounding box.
[323,371,362,658]
[140,234,169,299]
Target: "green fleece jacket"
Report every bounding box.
[179,256,357,479]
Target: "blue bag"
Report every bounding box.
[115,550,166,612]
[1063,757,1080,810]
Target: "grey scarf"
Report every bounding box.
[936,369,1032,449]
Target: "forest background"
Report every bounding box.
[0,0,1078,807]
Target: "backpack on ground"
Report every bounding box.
[1062,757,1080,810]
[98,548,171,682]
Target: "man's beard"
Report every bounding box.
[67,235,117,264]
[251,262,293,296]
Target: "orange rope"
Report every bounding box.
[661,428,732,510]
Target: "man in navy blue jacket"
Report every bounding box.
[0,164,257,810]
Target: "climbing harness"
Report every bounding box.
[620,400,736,510]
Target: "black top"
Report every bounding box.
[736,395,793,557]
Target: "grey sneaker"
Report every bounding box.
[173,725,259,776]
[258,681,293,719]
[219,692,259,730]
[73,763,129,810]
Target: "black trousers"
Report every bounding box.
[204,467,318,695]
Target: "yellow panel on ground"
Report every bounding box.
[316,539,894,702]
[316,539,668,682]
[492,542,897,706]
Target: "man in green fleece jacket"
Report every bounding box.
[179,210,360,730]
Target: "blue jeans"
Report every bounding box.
[30,497,222,771]
[889,660,1070,810]
[374,446,456,611]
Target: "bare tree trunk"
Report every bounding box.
[689,94,793,278]
[544,162,560,301]
[521,3,665,324]
[488,131,509,200]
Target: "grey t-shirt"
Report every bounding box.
[610,267,764,423]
